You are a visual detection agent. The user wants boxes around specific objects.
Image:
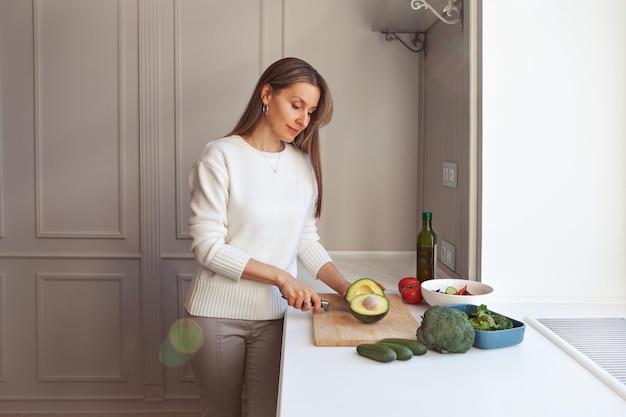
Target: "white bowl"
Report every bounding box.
[421,278,493,307]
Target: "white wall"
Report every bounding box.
[481,0,626,302]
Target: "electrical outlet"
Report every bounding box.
[441,240,456,271]
[443,162,458,188]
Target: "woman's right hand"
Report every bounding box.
[279,278,321,312]
[240,258,322,311]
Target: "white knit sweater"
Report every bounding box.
[185,135,333,320]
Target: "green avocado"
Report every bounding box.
[345,278,385,303]
[349,293,389,323]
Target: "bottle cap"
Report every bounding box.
[422,212,432,220]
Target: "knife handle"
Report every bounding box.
[281,296,329,311]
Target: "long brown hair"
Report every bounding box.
[227,57,333,218]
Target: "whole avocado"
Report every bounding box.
[417,306,475,353]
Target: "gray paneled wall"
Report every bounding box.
[0,0,464,413]
[420,14,471,279]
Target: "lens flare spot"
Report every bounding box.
[168,318,203,354]
[159,338,191,368]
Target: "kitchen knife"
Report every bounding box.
[282,296,350,312]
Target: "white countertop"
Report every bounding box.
[279,255,626,417]
[278,302,626,417]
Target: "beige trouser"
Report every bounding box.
[188,315,284,417]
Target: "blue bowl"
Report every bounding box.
[448,304,525,349]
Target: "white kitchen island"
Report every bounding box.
[279,255,626,417]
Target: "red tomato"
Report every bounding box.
[401,282,422,304]
[398,276,419,293]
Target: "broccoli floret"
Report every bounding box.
[416,306,475,353]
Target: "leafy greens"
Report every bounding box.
[468,304,513,331]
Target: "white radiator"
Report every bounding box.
[525,317,626,400]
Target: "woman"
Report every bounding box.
[186,57,352,417]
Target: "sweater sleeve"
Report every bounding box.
[188,157,250,281]
[297,216,333,278]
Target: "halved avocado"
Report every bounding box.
[349,293,389,323]
[345,278,385,303]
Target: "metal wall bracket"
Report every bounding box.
[410,0,462,25]
[382,31,428,57]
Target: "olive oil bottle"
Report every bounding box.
[416,212,437,283]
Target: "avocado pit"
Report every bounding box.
[362,294,382,310]
[349,293,389,324]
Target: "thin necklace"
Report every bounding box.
[243,135,283,173]
[262,151,281,173]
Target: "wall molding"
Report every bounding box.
[0,251,141,260]
[259,0,285,74]
[0,83,4,238]
[173,0,187,240]
[174,0,283,240]
[176,274,194,381]
[33,0,127,239]
[176,274,193,320]
[0,273,5,382]
[139,0,164,401]
[36,273,128,381]
[0,394,145,401]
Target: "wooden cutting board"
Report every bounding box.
[312,293,420,346]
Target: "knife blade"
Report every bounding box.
[320,299,351,312]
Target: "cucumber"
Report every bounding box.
[376,342,413,361]
[377,338,428,356]
[356,343,397,363]
[445,286,457,294]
